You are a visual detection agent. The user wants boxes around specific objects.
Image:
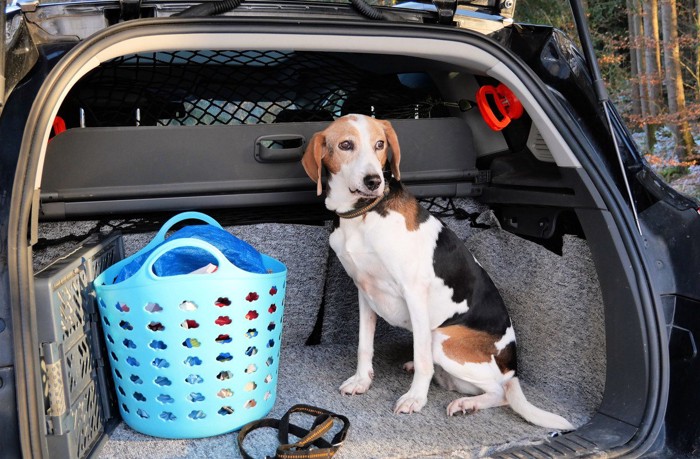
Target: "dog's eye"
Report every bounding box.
[338,140,354,151]
[375,140,385,150]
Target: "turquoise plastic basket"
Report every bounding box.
[93,212,286,439]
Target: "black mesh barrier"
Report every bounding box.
[60,50,450,128]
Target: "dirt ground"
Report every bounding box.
[670,167,700,201]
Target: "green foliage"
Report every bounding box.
[518,0,698,135]
[516,0,577,37]
[588,1,630,95]
[518,0,699,186]
[658,165,689,182]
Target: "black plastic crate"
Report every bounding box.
[34,232,124,459]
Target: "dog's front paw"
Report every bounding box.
[393,392,427,414]
[339,372,373,395]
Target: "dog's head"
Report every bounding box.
[301,114,401,211]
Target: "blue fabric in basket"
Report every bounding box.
[115,225,266,283]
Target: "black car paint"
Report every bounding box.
[0,39,76,459]
[0,6,698,458]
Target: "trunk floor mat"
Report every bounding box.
[96,215,605,458]
[98,340,598,459]
[35,200,605,458]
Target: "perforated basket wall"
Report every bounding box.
[93,243,287,439]
[60,50,449,127]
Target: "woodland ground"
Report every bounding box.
[631,127,700,200]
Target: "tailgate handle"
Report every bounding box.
[255,134,306,163]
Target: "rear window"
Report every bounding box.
[60,50,450,128]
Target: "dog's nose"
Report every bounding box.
[363,174,382,191]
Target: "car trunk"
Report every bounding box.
[34,204,606,458]
[15,18,659,459]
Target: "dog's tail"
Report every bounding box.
[504,377,574,430]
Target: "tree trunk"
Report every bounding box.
[660,0,695,159]
[633,3,655,150]
[696,0,700,103]
[626,0,643,117]
[642,0,663,150]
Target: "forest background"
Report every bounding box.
[519,0,700,199]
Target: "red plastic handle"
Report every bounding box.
[476,83,523,131]
[49,116,67,142]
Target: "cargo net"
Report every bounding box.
[61,50,450,127]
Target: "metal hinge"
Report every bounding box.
[499,0,516,24]
[431,0,457,24]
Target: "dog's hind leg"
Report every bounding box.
[445,383,508,416]
[433,354,508,415]
[432,326,512,416]
[434,364,478,394]
[432,327,574,429]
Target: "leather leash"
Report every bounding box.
[237,404,350,459]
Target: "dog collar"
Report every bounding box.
[335,184,390,219]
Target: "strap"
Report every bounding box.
[238,404,350,459]
[335,184,390,219]
[305,255,332,346]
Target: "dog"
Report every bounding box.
[301,114,574,430]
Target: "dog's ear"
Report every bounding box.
[379,119,401,180]
[302,132,325,196]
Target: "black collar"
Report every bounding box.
[335,184,390,219]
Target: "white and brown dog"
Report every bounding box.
[302,114,573,430]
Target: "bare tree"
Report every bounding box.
[627,0,657,147]
[660,0,695,159]
[626,0,643,117]
[642,0,663,150]
[696,0,700,103]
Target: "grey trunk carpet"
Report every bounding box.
[35,199,606,458]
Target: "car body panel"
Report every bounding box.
[0,2,698,457]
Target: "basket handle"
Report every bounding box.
[141,212,224,254]
[140,237,249,280]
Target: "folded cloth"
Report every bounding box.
[115,225,266,283]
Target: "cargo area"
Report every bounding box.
[34,201,605,458]
[22,31,649,458]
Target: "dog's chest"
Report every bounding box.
[329,212,443,329]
